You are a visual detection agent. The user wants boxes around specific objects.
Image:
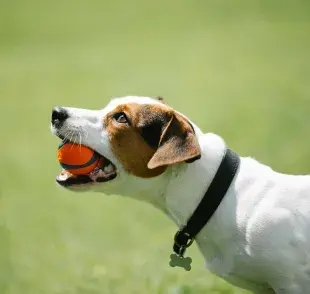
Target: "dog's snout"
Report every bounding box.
[51,107,69,127]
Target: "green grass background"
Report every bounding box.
[1,0,310,293]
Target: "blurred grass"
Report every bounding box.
[1,0,310,293]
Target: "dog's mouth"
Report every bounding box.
[55,139,117,188]
[56,156,117,188]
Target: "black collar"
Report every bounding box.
[173,148,240,257]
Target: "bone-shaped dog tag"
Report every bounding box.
[169,253,192,271]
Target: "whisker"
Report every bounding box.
[73,132,77,145]
[63,127,72,142]
[59,126,86,153]
[64,130,72,142]
[69,131,75,151]
[74,132,79,145]
[81,127,88,140]
[79,130,82,151]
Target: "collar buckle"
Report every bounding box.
[173,230,194,257]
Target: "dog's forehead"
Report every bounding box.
[101,96,167,116]
[99,95,202,136]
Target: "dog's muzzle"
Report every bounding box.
[51,107,118,188]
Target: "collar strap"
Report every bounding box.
[173,148,240,257]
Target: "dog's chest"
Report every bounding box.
[194,214,273,291]
[195,215,246,274]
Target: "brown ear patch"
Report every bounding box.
[104,103,201,178]
[137,105,171,148]
[156,96,168,106]
[147,111,201,169]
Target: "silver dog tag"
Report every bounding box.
[169,253,192,271]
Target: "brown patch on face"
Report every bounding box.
[104,103,201,178]
[104,104,166,178]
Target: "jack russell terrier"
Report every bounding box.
[51,96,310,294]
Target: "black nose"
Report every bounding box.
[51,107,69,127]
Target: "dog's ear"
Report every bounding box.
[146,111,201,169]
[156,96,168,105]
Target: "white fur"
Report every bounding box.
[52,96,310,294]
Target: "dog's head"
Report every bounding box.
[51,96,201,195]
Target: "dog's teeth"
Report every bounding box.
[104,164,114,174]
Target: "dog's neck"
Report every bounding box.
[162,133,227,227]
[147,133,241,277]
[129,133,227,228]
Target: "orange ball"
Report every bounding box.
[57,141,100,175]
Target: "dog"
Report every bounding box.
[51,96,310,294]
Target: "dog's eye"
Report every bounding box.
[113,112,128,124]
